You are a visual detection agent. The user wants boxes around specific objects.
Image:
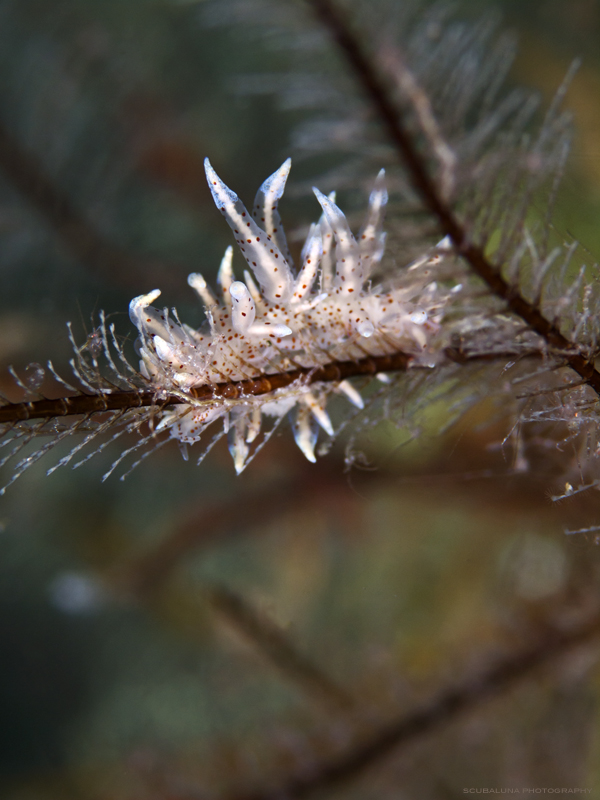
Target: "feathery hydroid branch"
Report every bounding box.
[0,159,459,487]
[305,0,600,396]
[0,350,414,424]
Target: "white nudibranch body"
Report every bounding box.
[129,159,449,472]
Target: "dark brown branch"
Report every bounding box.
[219,607,600,800]
[0,346,545,426]
[0,119,183,290]
[305,0,600,397]
[0,350,413,424]
[208,584,356,713]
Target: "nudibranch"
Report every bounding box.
[129,158,448,471]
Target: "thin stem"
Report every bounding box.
[0,351,413,424]
[208,584,356,713]
[0,347,542,426]
[305,0,600,396]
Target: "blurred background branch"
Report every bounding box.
[220,598,600,800]
[0,119,184,290]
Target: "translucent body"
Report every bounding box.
[129,160,448,470]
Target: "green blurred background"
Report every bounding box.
[1,0,600,797]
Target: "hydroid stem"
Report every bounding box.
[306,0,600,395]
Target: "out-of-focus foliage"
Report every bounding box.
[1,1,600,798]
